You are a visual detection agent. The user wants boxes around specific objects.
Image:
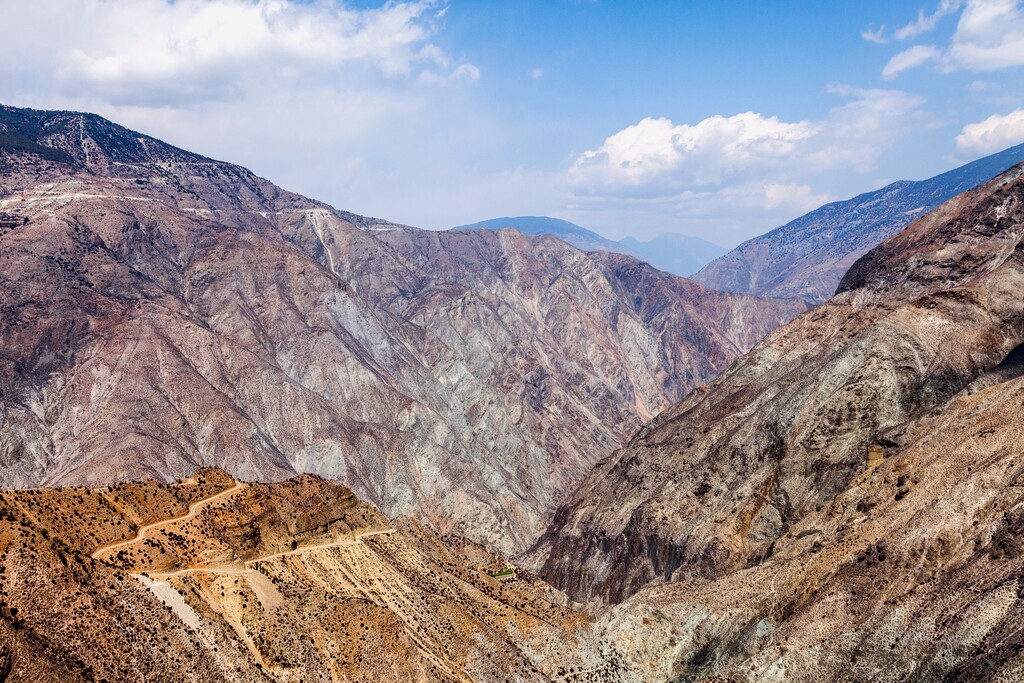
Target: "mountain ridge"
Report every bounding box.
[453,215,726,277]
[693,141,1024,303]
[537,159,1024,680]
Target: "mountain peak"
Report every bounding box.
[0,104,213,171]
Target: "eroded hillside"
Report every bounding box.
[539,163,1024,680]
[0,470,630,682]
[0,104,805,554]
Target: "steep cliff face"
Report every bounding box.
[540,162,1024,616]
[0,471,632,682]
[598,370,1024,681]
[693,142,1024,303]
[0,105,805,555]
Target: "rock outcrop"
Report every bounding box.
[540,161,1024,679]
[0,104,805,554]
[693,141,1024,303]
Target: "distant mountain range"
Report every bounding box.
[452,215,726,277]
[693,141,1024,303]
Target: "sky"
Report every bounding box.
[1,1,1023,247]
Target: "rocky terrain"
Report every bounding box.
[0,104,804,555]
[539,160,1024,679]
[0,470,631,682]
[693,141,1024,303]
[10,102,1024,682]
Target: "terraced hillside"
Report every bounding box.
[0,470,630,682]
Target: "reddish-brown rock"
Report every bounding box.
[0,470,632,682]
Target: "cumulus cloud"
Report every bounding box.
[0,0,503,232]
[955,108,1024,154]
[0,0,476,106]
[947,0,1024,70]
[566,87,928,245]
[882,45,943,79]
[569,88,926,198]
[568,113,816,195]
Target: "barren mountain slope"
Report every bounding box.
[693,141,1024,303]
[598,370,1024,681]
[0,105,806,554]
[539,160,1024,670]
[0,470,632,682]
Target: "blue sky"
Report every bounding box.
[2,0,1023,246]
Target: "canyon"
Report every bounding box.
[0,105,803,557]
[4,102,1024,682]
[541,159,1024,680]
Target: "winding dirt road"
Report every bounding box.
[91,481,245,560]
[144,528,396,579]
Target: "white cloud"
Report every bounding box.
[419,63,481,85]
[806,87,929,171]
[947,0,1024,70]
[955,108,1024,154]
[0,0,476,106]
[529,67,545,79]
[569,88,926,198]
[881,0,1024,78]
[969,79,998,90]
[0,0,504,233]
[566,88,928,245]
[882,45,943,78]
[568,113,816,195]
[761,183,832,211]
[862,25,889,44]
[894,0,964,40]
